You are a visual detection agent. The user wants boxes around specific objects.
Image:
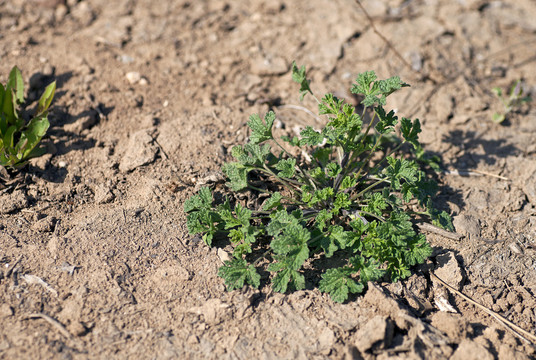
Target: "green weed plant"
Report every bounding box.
[184,63,451,302]
[492,80,531,123]
[0,66,55,168]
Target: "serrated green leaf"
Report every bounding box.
[332,192,351,213]
[351,71,377,96]
[374,107,398,134]
[309,187,334,206]
[326,162,341,178]
[314,209,332,231]
[222,162,249,191]
[184,187,213,213]
[431,209,454,231]
[384,157,418,190]
[218,259,260,291]
[248,111,275,144]
[340,175,357,190]
[271,223,310,257]
[299,126,324,146]
[350,257,385,283]
[363,191,388,216]
[218,202,251,229]
[266,209,301,236]
[291,61,313,101]
[263,192,282,210]
[400,117,421,148]
[319,93,344,116]
[275,158,296,178]
[268,265,306,293]
[319,268,364,303]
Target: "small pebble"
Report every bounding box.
[125,71,141,84]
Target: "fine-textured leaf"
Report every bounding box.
[222,162,249,191]
[263,192,282,210]
[275,158,296,178]
[291,61,313,100]
[319,268,364,303]
[248,111,275,144]
[184,187,213,212]
[374,107,398,134]
[400,117,421,149]
[299,126,324,146]
[218,259,260,291]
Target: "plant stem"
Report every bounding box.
[272,138,317,190]
[350,178,386,201]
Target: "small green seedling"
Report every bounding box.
[184,62,451,302]
[492,80,531,123]
[0,66,55,168]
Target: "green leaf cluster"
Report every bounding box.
[184,63,451,302]
[0,66,55,168]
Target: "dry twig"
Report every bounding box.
[416,223,463,241]
[430,272,536,345]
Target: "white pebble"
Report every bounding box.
[125,71,141,84]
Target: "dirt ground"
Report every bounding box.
[1,0,536,358]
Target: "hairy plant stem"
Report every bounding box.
[272,138,317,191]
[333,106,374,193]
[350,178,387,201]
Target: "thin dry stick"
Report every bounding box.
[444,169,509,181]
[416,223,463,241]
[354,0,439,84]
[276,104,323,124]
[4,254,23,278]
[28,313,76,341]
[430,273,536,345]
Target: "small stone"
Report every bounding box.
[55,4,68,22]
[70,1,95,26]
[451,340,493,360]
[94,184,114,204]
[68,321,86,337]
[217,248,231,263]
[434,251,464,290]
[31,216,56,233]
[0,190,29,214]
[119,130,158,172]
[453,214,481,238]
[250,55,288,76]
[354,316,393,353]
[126,71,142,84]
[430,312,471,342]
[317,327,335,355]
[506,291,521,306]
[0,304,13,317]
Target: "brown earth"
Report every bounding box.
[1,0,536,359]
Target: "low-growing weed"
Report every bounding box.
[184,62,451,302]
[492,80,531,123]
[0,66,55,168]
